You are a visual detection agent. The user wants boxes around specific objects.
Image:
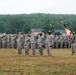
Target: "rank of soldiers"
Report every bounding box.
[0,30,71,56]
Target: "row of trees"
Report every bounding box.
[0,13,76,34]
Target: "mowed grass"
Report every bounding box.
[0,48,76,75]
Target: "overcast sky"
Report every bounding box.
[0,0,76,15]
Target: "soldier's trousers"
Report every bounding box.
[24,45,29,55]
[17,45,22,54]
[31,43,36,55]
[7,42,11,48]
[71,42,76,54]
[2,42,6,48]
[38,43,43,56]
[46,43,52,56]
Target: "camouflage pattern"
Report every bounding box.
[7,34,11,48]
[37,34,44,56]
[24,35,30,55]
[70,33,76,55]
[30,30,36,55]
[17,32,24,55]
[45,33,54,56]
[2,36,7,48]
[0,32,72,54]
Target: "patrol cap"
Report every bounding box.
[47,31,52,35]
[72,31,75,34]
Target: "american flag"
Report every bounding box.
[60,18,73,38]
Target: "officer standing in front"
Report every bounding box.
[45,31,54,56]
[17,32,23,55]
[24,35,30,55]
[37,33,44,56]
[30,29,36,55]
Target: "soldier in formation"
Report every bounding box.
[0,31,72,56]
[2,35,7,48]
[7,34,11,48]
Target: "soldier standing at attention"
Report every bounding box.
[17,32,23,55]
[2,35,7,48]
[37,33,44,56]
[30,29,36,55]
[70,32,76,55]
[0,35,2,48]
[24,35,30,55]
[45,31,54,56]
[11,35,16,48]
[7,34,11,48]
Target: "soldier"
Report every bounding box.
[2,35,7,48]
[30,29,36,55]
[17,32,23,55]
[24,35,30,55]
[59,36,64,48]
[11,34,16,48]
[54,35,59,48]
[45,31,54,56]
[7,34,11,48]
[37,33,44,56]
[0,35,2,48]
[67,37,71,48]
[70,32,76,55]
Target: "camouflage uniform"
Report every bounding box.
[2,36,7,48]
[59,36,64,48]
[11,35,16,48]
[17,32,23,55]
[30,32,36,55]
[0,36,2,48]
[24,35,30,55]
[65,37,71,48]
[45,32,54,56]
[7,34,11,48]
[37,33,44,56]
[54,35,59,48]
[70,33,76,55]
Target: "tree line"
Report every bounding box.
[0,13,76,34]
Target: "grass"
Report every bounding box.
[0,48,76,75]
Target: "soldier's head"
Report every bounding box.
[39,33,42,36]
[24,35,28,38]
[19,32,21,34]
[18,32,22,35]
[31,29,35,34]
[47,31,52,35]
[73,31,75,34]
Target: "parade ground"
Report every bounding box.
[0,48,76,75]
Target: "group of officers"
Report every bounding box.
[0,29,76,56]
[17,29,54,56]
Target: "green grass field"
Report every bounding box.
[0,48,76,75]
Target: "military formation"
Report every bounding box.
[0,29,73,56]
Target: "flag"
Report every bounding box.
[60,18,73,38]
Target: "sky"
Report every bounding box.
[0,0,76,15]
